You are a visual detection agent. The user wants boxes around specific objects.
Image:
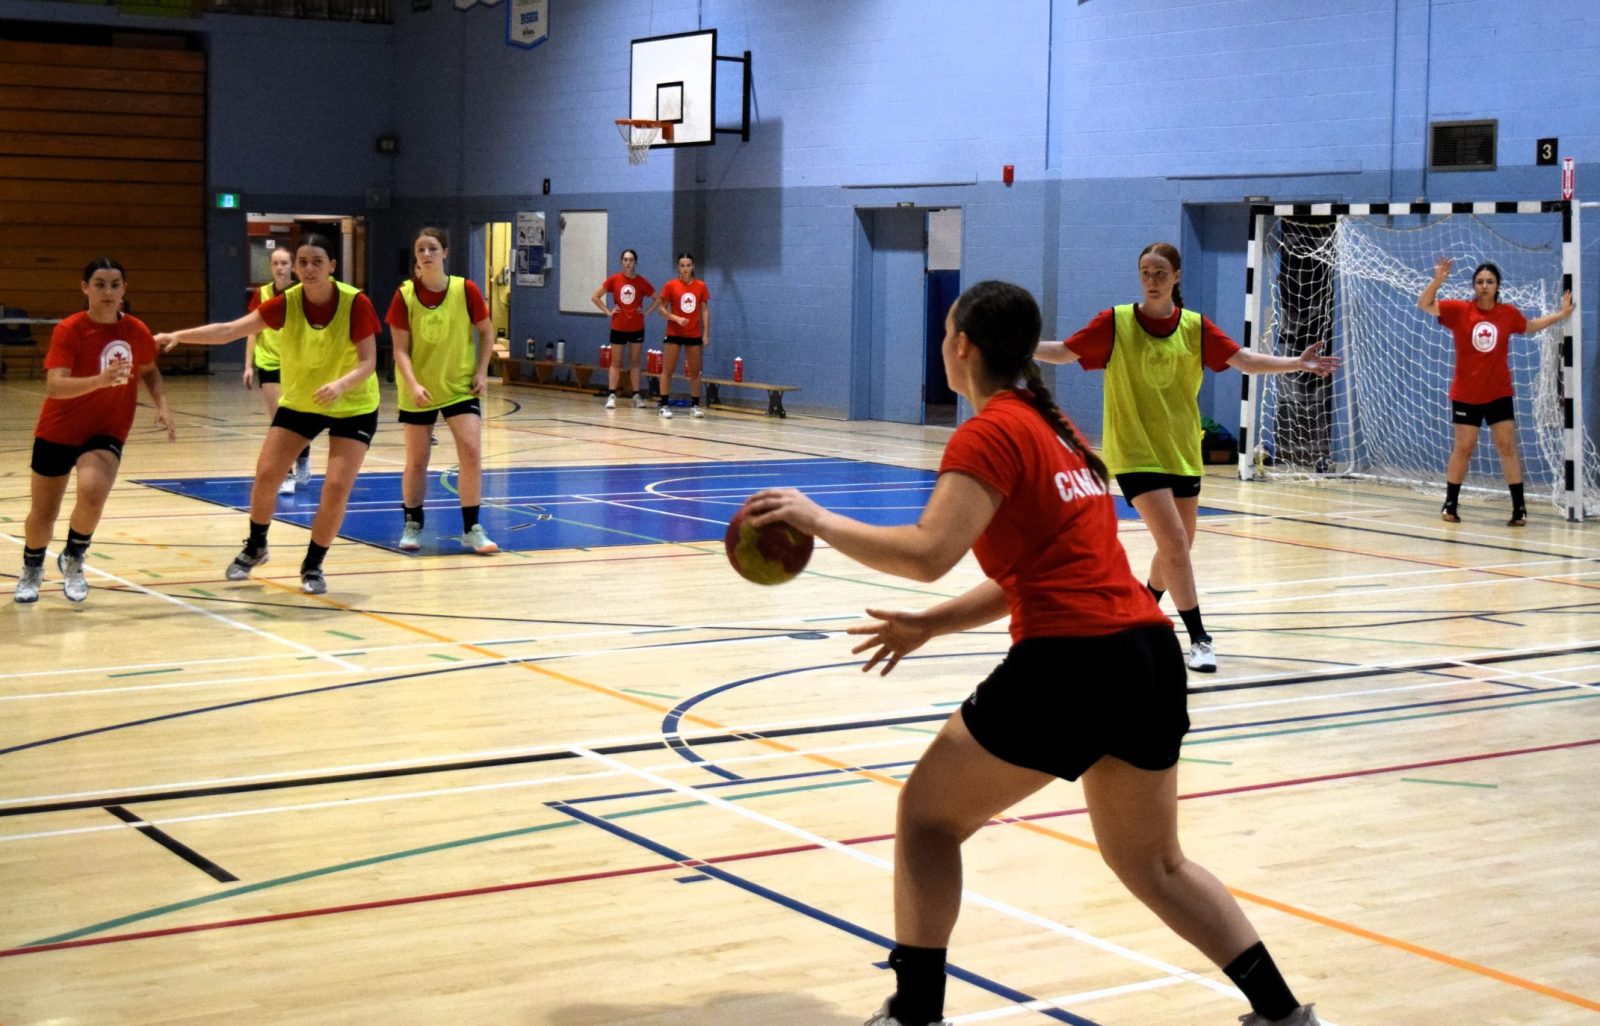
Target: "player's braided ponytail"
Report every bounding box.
[953,280,1109,487]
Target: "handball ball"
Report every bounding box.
[725,504,813,585]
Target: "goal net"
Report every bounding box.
[1240,201,1589,519]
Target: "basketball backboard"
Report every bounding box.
[629,28,750,150]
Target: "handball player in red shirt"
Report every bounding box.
[745,281,1323,1026]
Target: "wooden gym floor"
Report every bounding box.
[1,375,1597,1025]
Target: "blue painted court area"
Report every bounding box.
[137,458,1221,555]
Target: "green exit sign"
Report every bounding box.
[215,191,241,210]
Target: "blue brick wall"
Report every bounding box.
[11,0,1598,428]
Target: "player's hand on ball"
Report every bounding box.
[746,487,826,535]
[847,608,934,676]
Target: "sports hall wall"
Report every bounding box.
[7,0,1598,439]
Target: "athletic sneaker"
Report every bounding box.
[462,524,499,554]
[631,393,647,408]
[690,405,705,418]
[13,565,43,604]
[226,545,269,581]
[863,999,951,1026]
[605,393,617,409]
[300,568,327,595]
[1187,639,1217,673]
[1238,1004,1322,1026]
[658,405,673,419]
[1440,503,1461,523]
[1508,507,1527,527]
[398,520,424,552]
[57,552,88,603]
[278,475,295,496]
[294,457,312,485]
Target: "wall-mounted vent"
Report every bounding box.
[1430,120,1497,171]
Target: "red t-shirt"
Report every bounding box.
[35,312,157,446]
[659,278,710,338]
[1064,306,1240,370]
[257,288,382,341]
[1437,299,1527,404]
[383,278,491,332]
[939,390,1171,643]
[602,273,656,332]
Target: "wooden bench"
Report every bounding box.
[495,355,602,392]
[703,376,798,418]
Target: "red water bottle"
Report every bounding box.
[652,348,663,374]
[732,356,743,382]
[599,344,612,369]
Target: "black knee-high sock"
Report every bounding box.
[887,944,947,1026]
[23,546,46,569]
[404,505,425,527]
[1147,581,1165,604]
[1178,605,1210,645]
[302,541,328,573]
[462,505,480,532]
[1444,481,1462,508]
[64,528,92,560]
[1509,482,1525,512]
[1223,941,1300,1022]
[246,519,270,555]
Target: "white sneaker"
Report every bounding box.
[690,405,705,418]
[13,564,43,604]
[631,393,647,408]
[1187,639,1217,673]
[57,551,88,603]
[398,519,424,552]
[278,475,295,496]
[658,405,673,419]
[462,524,499,554]
[294,457,311,485]
[1239,1004,1322,1026]
[605,393,617,409]
[863,998,951,1026]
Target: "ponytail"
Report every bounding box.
[1021,363,1110,487]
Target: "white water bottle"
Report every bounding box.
[555,339,566,363]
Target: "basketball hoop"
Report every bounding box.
[616,118,674,164]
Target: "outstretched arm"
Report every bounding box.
[1525,290,1575,335]
[1032,340,1083,365]
[156,311,267,351]
[1418,256,1452,317]
[1227,340,1340,377]
[746,470,1001,584]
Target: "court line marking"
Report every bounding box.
[550,796,1112,1026]
[0,533,359,672]
[564,744,1245,1012]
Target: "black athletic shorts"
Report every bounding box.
[664,336,703,348]
[1451,396,1515,427]
[609,329,645,346]
[1116,472,1202,502]
[272,406,378,446]
[398,397,482,426]
[31,435,124,478]
[254,365,281,385]
[959,624,1190,781]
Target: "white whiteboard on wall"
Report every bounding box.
[558,210,609,313]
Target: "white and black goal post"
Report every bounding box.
[1239,200,1588,522]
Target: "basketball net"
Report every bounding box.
[615,119,673,165]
